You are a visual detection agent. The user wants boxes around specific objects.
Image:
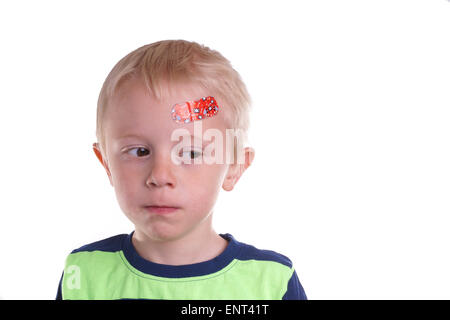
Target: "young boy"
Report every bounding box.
[56,40,307,300]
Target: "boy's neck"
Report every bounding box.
[131,218,228,266]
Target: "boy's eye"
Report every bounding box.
[180,150,202,160]
[127,147,150,157]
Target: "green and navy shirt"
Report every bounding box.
[56,232,307,300]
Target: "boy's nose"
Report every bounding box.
[146,153,176,188]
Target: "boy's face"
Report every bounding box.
[93,77,254,242]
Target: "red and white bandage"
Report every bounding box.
[171,96,219,123]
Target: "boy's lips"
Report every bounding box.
[144,205,179,214]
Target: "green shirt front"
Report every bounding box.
[56,232,307,300]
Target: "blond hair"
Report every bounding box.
[95,39,252,156]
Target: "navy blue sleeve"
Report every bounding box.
[56,272,63,300]
[282,269,307,300]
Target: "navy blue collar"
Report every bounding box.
[121,231,241,278]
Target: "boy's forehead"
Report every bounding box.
[106,79,228,141]
[113,77,208,107]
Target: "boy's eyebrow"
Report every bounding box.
[114,134,147,141]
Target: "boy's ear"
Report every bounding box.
[222,147,255,191]
[93,142,114,187]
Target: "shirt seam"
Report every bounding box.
[280,266,296,299]
[117,248,242,282]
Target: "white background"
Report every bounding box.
[0,0,449,300]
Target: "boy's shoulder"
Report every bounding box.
[70,233,127,254]
[224,233,294,269]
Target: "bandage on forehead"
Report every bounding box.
[171,96,219,123]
